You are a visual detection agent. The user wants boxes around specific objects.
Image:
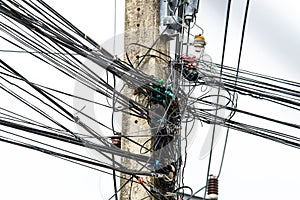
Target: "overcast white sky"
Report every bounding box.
[0,0,299,200]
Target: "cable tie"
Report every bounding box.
[74,116,80,124]
[138,177,147,184]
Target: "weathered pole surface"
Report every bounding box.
[121,0,169,199]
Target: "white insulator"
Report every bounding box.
[194,35,206,52]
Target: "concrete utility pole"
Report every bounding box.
[121,0,169,199]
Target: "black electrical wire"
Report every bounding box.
[217,0,251,179]
[108,176,134,200]
[110,73,118,200]
[0,2,181,196]
[0,134,155,176]
[1,2,300,200]
[203,0,232,199]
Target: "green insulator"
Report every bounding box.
[154,87,161,91]
[153,77,164,84]
[165,90,175,99]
